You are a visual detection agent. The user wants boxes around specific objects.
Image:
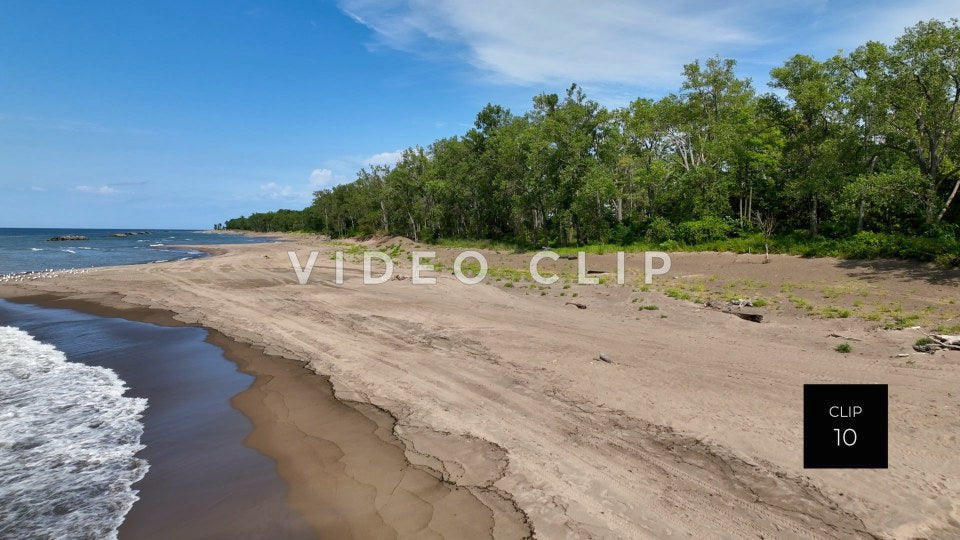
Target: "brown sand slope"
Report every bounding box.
[3,238,959,539]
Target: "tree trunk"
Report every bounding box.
[809,197,818,237]
[936,177,960,223]
[408,212,418,241]
[856,199,865,233]
[857,155,878,233]
[531,209,539,247]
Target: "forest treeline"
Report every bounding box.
[225,20,960,264]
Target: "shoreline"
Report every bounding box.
[3,292,532,538]
[2,236,958,537]
[0,298,314,539]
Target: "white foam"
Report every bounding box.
[0,326,148,539]
[30,248,42,252]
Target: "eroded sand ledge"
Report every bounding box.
[3,236,959,539]
[3,294,530,539]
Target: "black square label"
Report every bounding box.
[803,384,887,468]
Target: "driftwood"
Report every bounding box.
[828,333,863,342]
[731,312,763,323]
[914,333,960,353]
[705,300,763,323]
[565,302,587,309]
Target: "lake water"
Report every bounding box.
[0,228,272,276]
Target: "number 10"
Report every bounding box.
[834,428,857,446]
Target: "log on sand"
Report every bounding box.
[705,300,763,323]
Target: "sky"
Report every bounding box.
[1,0,957,228]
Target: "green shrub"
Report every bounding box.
[665,288,691,300]
[934,252,960,268]
[835,342,852,353]
[675,216,733,244]
[610,223,635,245]
[645,216,675,243]
[658,239,681,251]
[884,313,921,329]
[819,306,851,318]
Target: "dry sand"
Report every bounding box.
[3,236,960,539]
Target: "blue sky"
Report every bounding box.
[1,0,956,228]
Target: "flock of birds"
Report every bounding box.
[0,268,90,283]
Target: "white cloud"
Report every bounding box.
[339,0,784,89]
[308,168,338,187]
[364,150,403,167]
[805,0,960,52]
[339,0,958,91]
[75,185,117,195]
[260,182,308,200]
[257,168,354,203]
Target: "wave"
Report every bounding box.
[61,249,76,254]
[0,326,148,539]
[30,248,42,252]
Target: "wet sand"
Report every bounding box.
[0,299,312,539]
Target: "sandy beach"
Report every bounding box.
[3,235,959,539]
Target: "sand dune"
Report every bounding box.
[3,236,959,539]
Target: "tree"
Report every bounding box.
[222,19,960,267]
[845,19,960,224]
[673,57,757,218]
[770,54,847,236]
[754,211,776,263]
